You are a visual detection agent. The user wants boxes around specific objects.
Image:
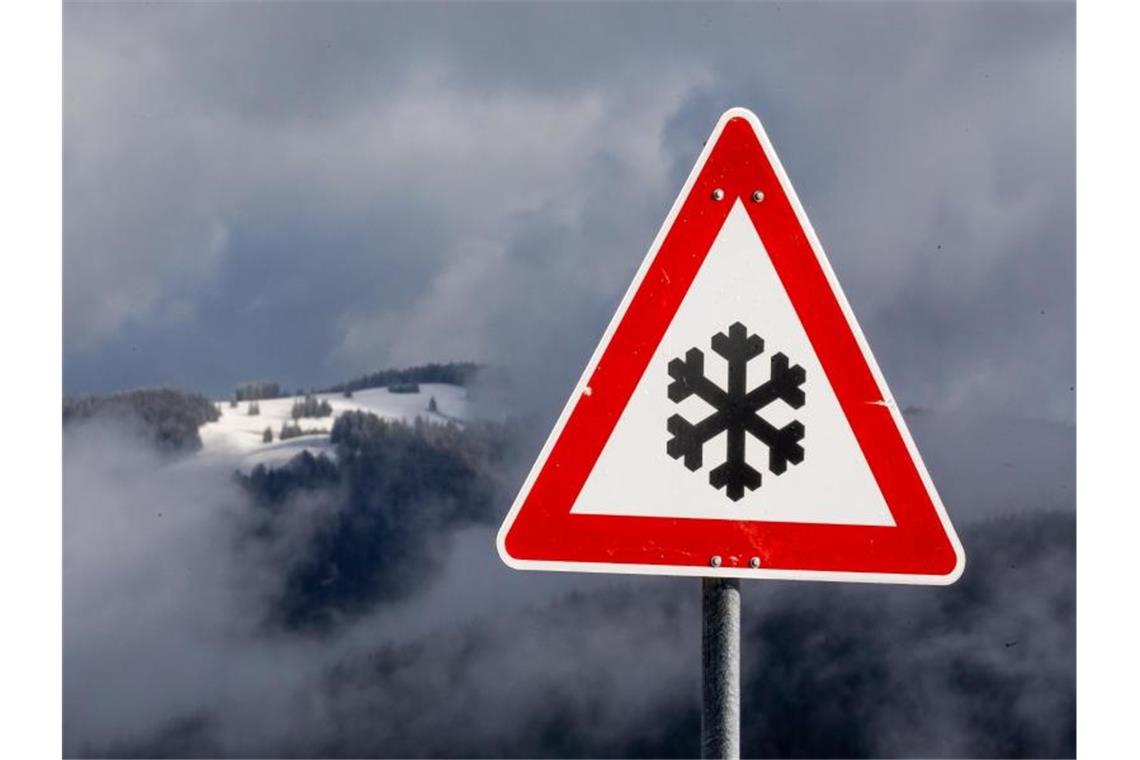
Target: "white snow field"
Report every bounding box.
[197,384,474,469]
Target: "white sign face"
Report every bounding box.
[497,107,964,584]
[572,201,895,526]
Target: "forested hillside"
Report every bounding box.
[62,388,220,452]
[239,410,516,632]
[323,362,480,395]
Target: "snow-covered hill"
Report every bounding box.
[190,380,1076,525]
[198,383,474,469]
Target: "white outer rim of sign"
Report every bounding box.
[495,107,967,585]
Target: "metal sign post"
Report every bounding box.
[702,577,741,759]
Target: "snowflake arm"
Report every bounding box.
[667,411,729,471]
[667,348,728,407]
[709,426,762,501]
[746,352,806,411]
[744,416,805,475]
[711,322,764,397]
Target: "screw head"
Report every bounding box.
[751,190,765,203]
[711,188,725,201]
[749,556,761,569]
[710,555,723,568]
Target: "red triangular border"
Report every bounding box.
[498,109,964,583]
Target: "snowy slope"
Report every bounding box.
[198,384,474,469]
[192,380,1076,525]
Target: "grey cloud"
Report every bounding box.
[63,420,263,752]
[61,418,612,756]
[65,2,1073,431]
[95,510,1074,758]
[63,404,1073,755]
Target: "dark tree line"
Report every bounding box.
[322,362,480,395]
[291,394,333,419]
[278,421,329,441]
[235,381,284,402]
[233,362,480,407]
[387,382,420,394]
[241,450,340,516]
[63,388,220,452]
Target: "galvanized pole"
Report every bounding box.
[701,576,741,759]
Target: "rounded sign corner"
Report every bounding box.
[495,522,521,568]
[939,536,967,586]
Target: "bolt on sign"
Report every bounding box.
[497,108,964,584]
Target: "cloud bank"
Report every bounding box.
[65,2,1074,431]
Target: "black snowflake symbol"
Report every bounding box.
[666,322,807,501]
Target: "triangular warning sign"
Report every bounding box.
[497,108,964,584]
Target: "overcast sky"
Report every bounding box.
[63,1,1074,425]
[61,6,1077,754]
